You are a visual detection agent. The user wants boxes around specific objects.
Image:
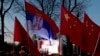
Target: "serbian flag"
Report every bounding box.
[60,6,83,49]
[83,13,100,54]
[25,2,59,39]
[14,17,40,56]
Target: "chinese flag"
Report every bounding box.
[60,6,83,49]
[14,17,40,56]
[83,13,100,54]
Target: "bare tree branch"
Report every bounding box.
[71,0,77,12]
[36,0,44,12]
[35,0,59,20]
[4,0,14,15]
[62,0,64,6]
[68,0,71,10]
[76,11,80,18]
[1,0,4,16]
[14,0,25,11]
[49,0,56,17]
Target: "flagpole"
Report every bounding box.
[26,18,31,56]
[58,34,61,55]
[92,32,100,56]
[25,1,31,56]
[72,44,75,55]
[59,2,62,55]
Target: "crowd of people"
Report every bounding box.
[3,49,61,56]
[0,42,61,56]
[0,40,92,56]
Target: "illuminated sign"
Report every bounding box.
[38,40,61,55]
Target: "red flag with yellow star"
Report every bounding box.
[60,6,83,49]
[83,13,100,54]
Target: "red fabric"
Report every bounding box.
[60,6,83,49]
[14,17,41,56]
[25,2,59,35]
[83,13,100,54]
[38,40,43,49]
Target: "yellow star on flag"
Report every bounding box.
[86,21,88,27]
[64,14,70,21]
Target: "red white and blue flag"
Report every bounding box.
[25,2,59,39]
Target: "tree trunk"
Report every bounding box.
[0,13,4,56]
[1,15,4,42]
[0,0,4,54]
